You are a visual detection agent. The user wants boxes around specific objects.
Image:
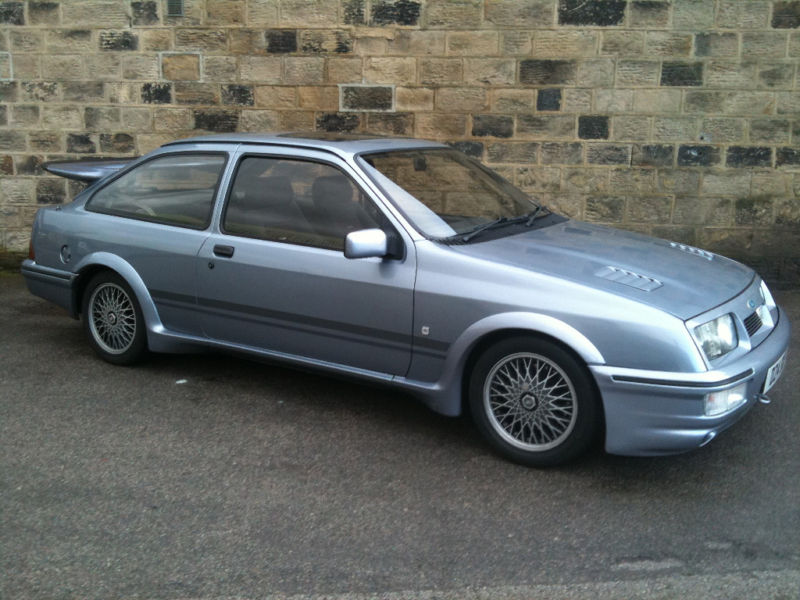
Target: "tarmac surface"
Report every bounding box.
[1,272,798,599]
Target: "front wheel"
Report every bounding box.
[82,272,147,365]
[468,336,600,467]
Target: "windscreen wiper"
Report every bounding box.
[460,217,511,242]
[524,204,550,226]
[439,205,551,244]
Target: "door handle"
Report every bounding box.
[213,244,235,258]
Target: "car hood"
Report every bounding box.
[450,220,754,321]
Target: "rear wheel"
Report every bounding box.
[82,272,147,365]
[468,336,599,467]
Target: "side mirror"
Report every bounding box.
[344,228,388,259]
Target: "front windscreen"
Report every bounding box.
[358,148,542,240]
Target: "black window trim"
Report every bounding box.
[85,150,230,231]
[220,152,406,258]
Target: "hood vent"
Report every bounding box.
[669,242,714,260]
[595,266,662,292]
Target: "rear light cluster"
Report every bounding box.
[28,238,35,261]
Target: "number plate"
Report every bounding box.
[763,351,787,394]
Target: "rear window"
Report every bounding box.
[87,154,227,229]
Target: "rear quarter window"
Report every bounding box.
[87,153,227,229]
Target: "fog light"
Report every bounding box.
[704,383,747,416]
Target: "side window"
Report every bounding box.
[223,156,382,251]
[88,154,226,229]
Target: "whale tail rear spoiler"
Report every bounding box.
[43,158,138,182]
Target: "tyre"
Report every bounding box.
[468,336,600,467]
[82,272,147,365]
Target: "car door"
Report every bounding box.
[83,150,230,336]
[195,149,416,376]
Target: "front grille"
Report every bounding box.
[744,311,762,337]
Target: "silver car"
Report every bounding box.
[22,133,791,466]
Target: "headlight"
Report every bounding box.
[694,314,738,361]
[757,281,775,325]
[760,280,775,307]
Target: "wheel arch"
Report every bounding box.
[430,312,607,418]
[72,253,165,339]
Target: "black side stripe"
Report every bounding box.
[150,289,450,357]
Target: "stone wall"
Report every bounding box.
[1,0,799,285]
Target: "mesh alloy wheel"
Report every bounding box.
[88,282,138,355]
[469,336,599,467]
[82,272,147,365]
[483,352,578,452]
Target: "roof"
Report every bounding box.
[163,132,448,157]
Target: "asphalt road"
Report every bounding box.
[1,273,798,599]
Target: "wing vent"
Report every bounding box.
[669,242,714,260]
[595,266,662,292]
[743,311,762,337]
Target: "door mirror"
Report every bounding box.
[344,228,388,259]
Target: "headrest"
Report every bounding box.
[312,175,353,207]
[262,176,294,207]
[234,174,294,210]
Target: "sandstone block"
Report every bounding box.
[585,196,625,223]
[206,0,245,24]
[239,57,281,82]
[85,107,121,131]
[175,29,227,52]
[254,86,297,109]
[396,87,434,111]
[491,89,534,113]
[317,112,361,132]
[123,55,160,80]
[699,118,745,143]
[280,0,338,27]
[464,59,515,86]
[414,113,466,138]
[154,108,194,131]
[601,31,645,56]
[284,57,325,84]
[633,89,681,113]
[486,0,553,27]
[612,116,651,141]
[247,0,279,25]
[425,0,482,29]
[558,0,624,26]
[175,82,219,105]
[435,87,486,112]
[193,109,239,132]
[365,57,415,85]
[742,32,788,58]
[204,57,238,81]
[446,32,497,57]
[341,85,392,111]
[673,0,715,30]
[532,31,598,58]
[616,61,659,87]
[472,115,513,138]
[326,58,363,83]
[46,30,91,53]
[366,113,414,136]
[627,195,672,223]
[517,115,575,140]
[629,1,670,28]
[420,58,462,84]
[716,1,768,29]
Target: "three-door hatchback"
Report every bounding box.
[23,133,791,466]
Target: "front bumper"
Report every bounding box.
[591,306,791,456]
